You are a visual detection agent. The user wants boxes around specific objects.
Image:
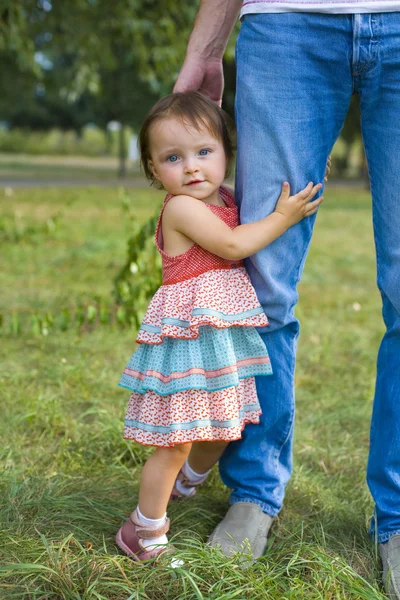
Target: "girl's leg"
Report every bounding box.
[139,443,192,518]
[117,443,191,559]
[188,440,229,473]
[173,441,229,498]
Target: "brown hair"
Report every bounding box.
[138,91,236,188]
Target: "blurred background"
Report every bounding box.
[0,1,366,187]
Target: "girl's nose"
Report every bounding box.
[184,158,199,174]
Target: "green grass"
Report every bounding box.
[0,184,388,599]
[0,186,163,313]
[0,127,132,159]
[0,153,144,183]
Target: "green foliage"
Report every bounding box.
[0,300,136,337]
[114,189,162,328]
[129,4,200,93]
[0,186,162,337]
[31,1,199,93]
[331,96,364,178]
[0,3,37,71]
[0,1,201,126]
[0,207,63,243]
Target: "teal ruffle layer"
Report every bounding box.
[119,325,272,396]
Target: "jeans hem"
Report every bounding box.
[230,496,278,517]
[372,529,400,544]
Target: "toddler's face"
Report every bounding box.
[148,118,227,203]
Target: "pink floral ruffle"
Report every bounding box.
[136,267,269,345]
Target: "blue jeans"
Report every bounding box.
[218,12,400,543]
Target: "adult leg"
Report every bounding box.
[359,12,400,596]
[214,13,353,555]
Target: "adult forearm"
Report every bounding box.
[186,0,242,59]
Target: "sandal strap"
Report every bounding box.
[130,509,170,539]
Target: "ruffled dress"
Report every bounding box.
[119,186,272,447]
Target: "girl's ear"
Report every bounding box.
[148,160,160,181]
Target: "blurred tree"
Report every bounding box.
[0,3,37,72]
[336,96,362,176]
[30,0,201,94]
[96,52,159,176]
[0,0,215,175]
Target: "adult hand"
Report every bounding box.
[173,56,224,106]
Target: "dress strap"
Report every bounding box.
[219,185,236,208]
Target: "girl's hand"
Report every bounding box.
[274,181,324,227]
[324,155,332,183]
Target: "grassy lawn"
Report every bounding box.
[0,153,144,184]
[0,184,387,599]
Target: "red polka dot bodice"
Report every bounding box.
[155,186,244,285]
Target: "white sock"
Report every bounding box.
[175,460,211,496]
[184,460,211,483]
[136,506,168,549]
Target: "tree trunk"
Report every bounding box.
[359,145,370,189]
[118,124,126,178]
[343,139,352,177]
[104,128,112,156]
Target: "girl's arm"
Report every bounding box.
[162,182,323,261]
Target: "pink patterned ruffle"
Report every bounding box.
[136,267,269,345]
[123,376,261,447]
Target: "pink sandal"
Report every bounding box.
[116,508,171,562]
[170,468,209,500]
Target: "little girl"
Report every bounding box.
[116,91,323,562]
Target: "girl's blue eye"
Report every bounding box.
[167,155,179,162]
[199,149,210,156]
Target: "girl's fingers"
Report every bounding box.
[324,165,331,182]
[305,196,324,213]
[281,181,290,198]
[307,206,320,216]
[298,181,314,199]
[304,183,323,202]
[324,156,332,182]
[310,183,323,197]
[298,181,325,201]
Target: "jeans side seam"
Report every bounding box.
[271,335,297,479]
